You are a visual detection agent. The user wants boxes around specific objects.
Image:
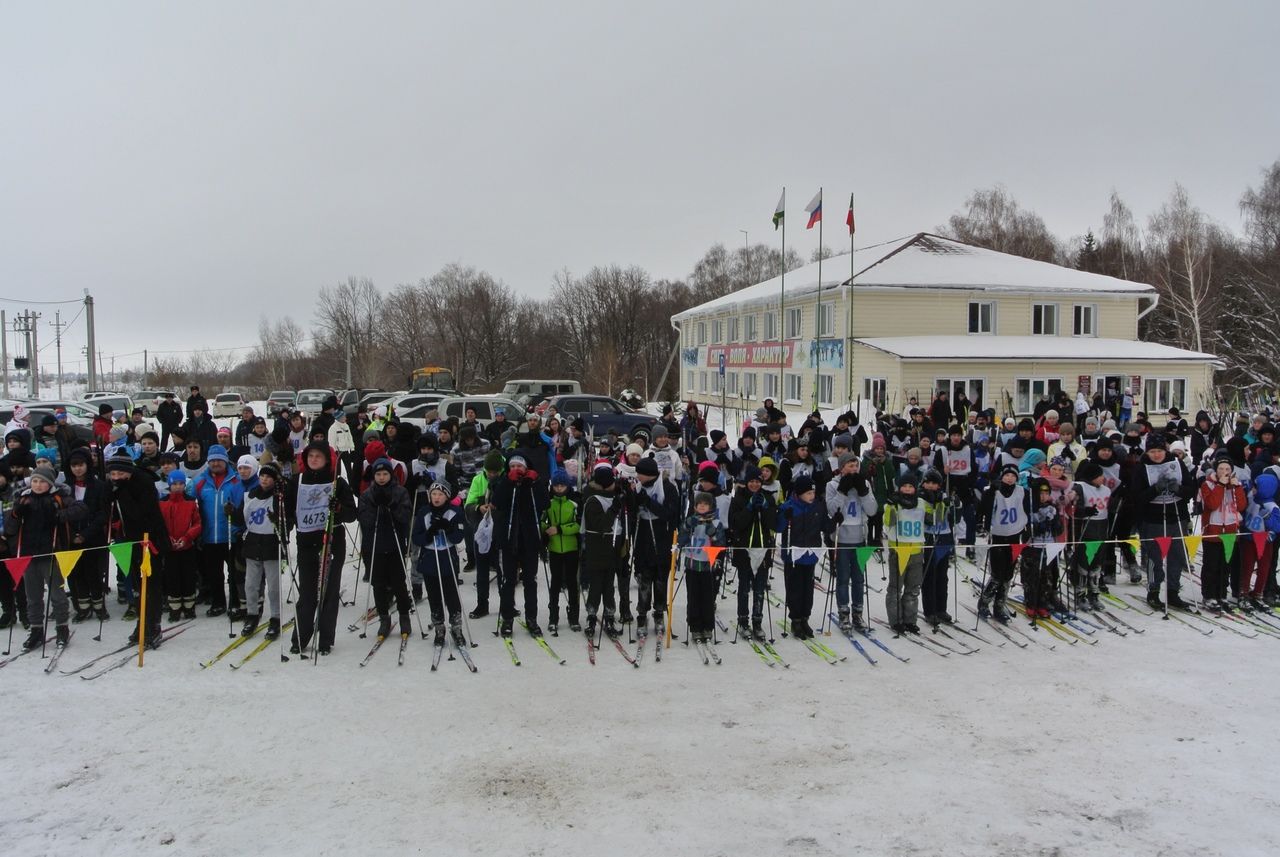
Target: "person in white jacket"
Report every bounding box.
[328,409,356,483]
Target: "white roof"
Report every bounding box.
[854,335,1218,362]
[673,233,1155,320]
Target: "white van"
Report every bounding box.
[501,379,581,410]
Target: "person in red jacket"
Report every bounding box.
[160,470,202,621]
[92,403,114,446]
[1199,455,1246,611]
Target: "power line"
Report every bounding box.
[0,296,81,305]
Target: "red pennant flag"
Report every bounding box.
[1253,531,1269,556]
[1154,536,1173,559]
[1009,542,1027,563]
[4,556,32,585]
[846,193,855,235]
[702,545,726,565]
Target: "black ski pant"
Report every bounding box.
[294,538,345,651]
[547,551,580,626]
[69,547,107,613]
[500,540,539,625]
[419,548,461,623]
[0,568,22,622]
[369,549,412,627]
[784,560,816,623]
[584,555,619,621]
[684,561,718,634]
[633,557,667,621]
[733,549,769,622]
[199,543,244,611]
[163,550,199,611]
[616,548,633,620]
[921,537,953,618]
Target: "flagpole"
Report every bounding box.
[847,193,855,411]
[779,187,786,408]
[814,186,823,413]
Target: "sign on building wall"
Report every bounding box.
[800,338,844,370]
[705,343,796,368]
[1077,375,1091,394]
[681,347,701,367]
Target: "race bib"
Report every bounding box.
[296,483,333,533]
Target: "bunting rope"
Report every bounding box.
[2,540,154,585]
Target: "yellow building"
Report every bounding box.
[672,232,1218,418]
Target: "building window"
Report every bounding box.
[1073,304,1097,337]
[785,307,803,340]
[863,378,887,409]
[1143,378,1186,412]
[935,378,986,411]
[784,372,802,404]
[817,374,834,407]
[699,371,708,394]
[763,373,778,400]
[686,370,694,393]
[697,322,707,345]
[1032,303,1058,335]
[817,302,836,337]
[711,320,723,344]
[968,301,995,335]
[764,311,778,341]
[745,314,758,342]
[743,372,758,399]
[711,372,722,394]
[727,317,739,343]
[1015,377,1063,414]
[726,371,738,396]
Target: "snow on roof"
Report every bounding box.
[854,335,1218,362]
[673,233,1155,320]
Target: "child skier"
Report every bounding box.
[413,477,467,646]
[235,462,287,639]
[919,468,954,626]
[776,475,828,640]
[823,453,876,633]
[631,457,680,636]
[977,464,1029,622]
[1240,472,1280,611]
[362,458,414,642]
[883,473,926,633]
[1198,455,1245,611]
[540,469,581,634]
[581,462,626,639]
[464,450,505,619]
[730,464,779,640]
[677,491,727,644]
[65,447,110,623]
[159,471,201,622]
[1021,479,1063,616]
[1067,459,1112,612]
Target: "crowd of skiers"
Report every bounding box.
[1,382,1277,660]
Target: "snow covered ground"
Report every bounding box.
[2,551,1276,857]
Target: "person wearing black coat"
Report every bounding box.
[490,454,549,636]
[510,430,551,486]
[157,394,184,451]
[381,419,420,468]
[179,407,218,455]
[3,466,87,649]
[727,464,777,636]
[65,447,111,622]
[185,386,208,421]
[285,441,357,655]
[309,396,340,447]
[104,451,172,646]
[359,458,414,639]
[630,458,680,632]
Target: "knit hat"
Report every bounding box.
[635,457,659,478]
[755,407,768,421]
[258,462,281,481]
[508,455,528,469]
[334,409,347,421]
[698,460,719,481]
[371,457,394,475]
[167,470,187,485]
[236,454,260,475]
[40,414,57,428]
[206,444,231,464]
[419,432,438,449]
[792,475,815,495]
[948,424,963,436]
[1017,418,1035,432]
[99,403,114,415]
[30,464,57,487]
[871,432,886,451]
[832,433,852,449]
[592,463,615,489]
[1074,460,1103,484]
[922,468,944,485]
[323,395,339,411]
[895,471,917,488]
[551,469,574,488]
[68,447,94,468]
[1145,434,1167,451]
[741,426,757,441]
[364,427,381,441]
[838,452,857,469]
[109,425,128,441]
[217,426,232,437]
[625,443,643,458]
[429,478,453,497]
[652,425,668,439]
[1000,463,1020,480]
[483,450,505,472]
[105,450,134,473]
[709,430,726,446]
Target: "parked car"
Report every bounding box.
[213,392,246,417]
[544,394,657,441]
[501,379,582,412]
[266,390,297,414]
[338,388,384,415]
[294,389,333,416]
[79,395,134,418]
[81,390,126,401]
[394,401,442,432]
[15,407,96,445]
[355,391,397,414]
[385,392,444,417]
[132,390,177,416]
[25,400,99,425]
[437,396,524,428]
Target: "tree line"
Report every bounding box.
[145,158,1280,400]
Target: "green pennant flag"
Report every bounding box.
[1220,532,1238,563]
[1083,541,1103,564]
[108,542,135,577]
[854,546,877,572]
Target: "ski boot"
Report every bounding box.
[168,608,182,623]
[838,608,853,634]
[72,601,91,623]
[377,616,393,640]
[792,618,811,639]
[526,621,543,638]
[569,620,582,633]
[123,604,138,621]
[22,626,44,651]
[905,623,921,634]
[499,618,513,638]
[468,605,489,620]
[241,615,260,637]
[450,614,465,647]
[434,624,447,646]
[1087,593,1103,612]
[976,579,998,618]
[604,616,621,638]
[937,611,953,624]
[547,622,558,635]
[55,624,70,647]
[850,609,866,631]
[1147,591,1166,611]
[182,605,196,620]
[264,617,281,641]
[205,604,225,618]
[228,606,247,622]
[94,601,110,622]
[654,614,667,639]
[991,585,1011,623]
[737,615,750,636]
[586,615,598,637]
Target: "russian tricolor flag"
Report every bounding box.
[804,190,822,229]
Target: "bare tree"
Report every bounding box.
[942,185,1062,263]
[1146,185,1225,353]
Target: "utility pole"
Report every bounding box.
[15,310,41,398]
[52,310,66,398]
[143,349,148,388]
[0,310,7,399]
[84,290,97,392]
[345,339,351,389]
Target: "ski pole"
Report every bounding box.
[39,559,53,659]
[360,511,379,639]
[973,540,992,632]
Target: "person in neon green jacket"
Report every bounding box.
[539,470,582,632]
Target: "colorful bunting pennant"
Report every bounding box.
[702,545,725,565]
[1009,543,1027,563]
[1083,541,1104,564]
[1042,542,1067,563]
[854,546,877,572]
[55,549,84,580]
[1183,535,1202,561]
[893,545,921,566]
[1221,532,1238,562]
[4,556,32,585]
[1154,536,1173,559]
[1252,531,1269,558]
[109,542,135,577]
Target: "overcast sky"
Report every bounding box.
[2,0,1277,372]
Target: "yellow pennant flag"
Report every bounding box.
[1183,535,1202,561]
[140,548,152,578]
[893,545,921,566]
[55,549,84,580]
[1123,537,1141,554]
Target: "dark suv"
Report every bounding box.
[546,395,657,441]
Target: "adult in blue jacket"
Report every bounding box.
[186,444,247,618]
